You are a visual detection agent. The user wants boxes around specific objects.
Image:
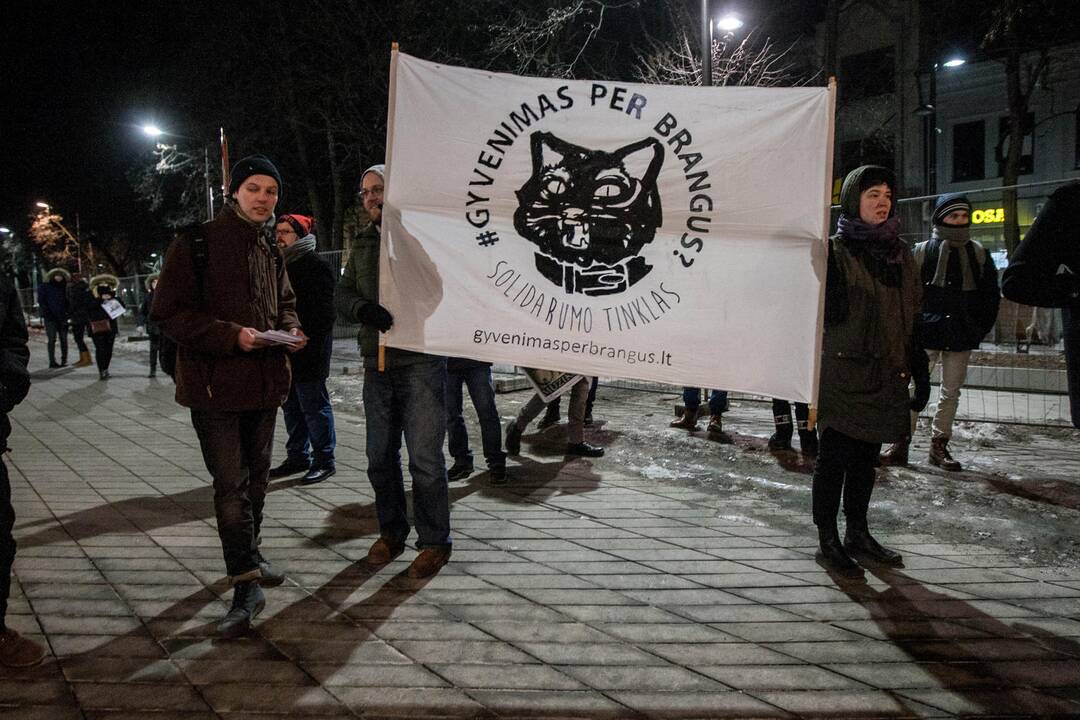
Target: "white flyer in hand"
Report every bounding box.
[255,329,302,345]
[102,299,125,320]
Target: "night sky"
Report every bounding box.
[2,1,826,245]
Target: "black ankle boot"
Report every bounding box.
[218,580,266,638]
[816,527,862,577]
[844,525,903,566]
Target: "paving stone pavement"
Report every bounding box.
[3,337,1080,719]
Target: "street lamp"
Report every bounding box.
[700,4,745,87]
[35,201,82,274]
[916,55,967,195]
[140,124,214,221]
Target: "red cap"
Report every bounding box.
[279,214,314,237]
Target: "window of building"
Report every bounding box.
[995,113,1034,177]
[839,134,895,178]
[839,47,895,102]
[952,120,985,182]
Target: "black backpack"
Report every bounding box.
[160,233,209,379]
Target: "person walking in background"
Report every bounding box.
[535,376,599,430]
[37,267,70,368]
[152,155,307,637]
[137,274,162,378]
[881,194,1000,471]
[67,272,94,368]
[0,272,44,667]
[446,357,508,484]
[269,214,338,485]
[669,387,728,435]
[506,373,603,458]
[87,275,124,381]
[812,165,929,578]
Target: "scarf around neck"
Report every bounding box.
[283,234,317,264]
[929,225,977,290]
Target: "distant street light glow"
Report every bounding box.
[716,14,744,32]
[943,57,966,68]
[35,202,50,210]
[0,227,10,234]
[142,124,164,138]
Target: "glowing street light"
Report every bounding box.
[716,14,744,32]
[0,227,10,234]
[142,124,164,138]
[36,202,50,210]
[138,122,215,220]
[942,57,966,68]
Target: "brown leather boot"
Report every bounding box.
[669,409,698,430]
[929,437,962,471]
[73,350,92,367]
[879,441,909,467]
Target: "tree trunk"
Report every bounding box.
[1002,48,1023,258]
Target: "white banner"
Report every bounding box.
[380,51,835,404]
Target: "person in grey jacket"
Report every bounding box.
[812,165,929,578]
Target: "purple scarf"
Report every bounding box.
[837,214,905,263]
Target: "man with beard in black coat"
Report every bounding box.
[269,214,338,483]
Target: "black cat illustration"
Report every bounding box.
[514,132,664,296]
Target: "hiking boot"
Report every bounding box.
[815,527,862,578]
[367,536,406,566]
[768,433,793,451]
[0,628,46,668]
[254,552,286,587]
[844,526,903,566]
[669,409,698,430]
[218,581,265,638]
[879,441,910,467]
[447,460,474,481]
[269,458,309,478]
[536,406,561,430]
[929,437,962,471]
[407,547,452,579]
[566,442,604,457]
[505,421,522,456]
[706,414,724,435]
[798,430,819,458]
[489,465,509,485]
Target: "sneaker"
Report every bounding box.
[367,536,406,565]
[269,458,309,478]
[0,628,46,668]
[407,547,452,579]
[505,421,522,456]
[447,460,474,481]
[566,442,604,457]
[489,465,509,485]
[254,552,286,587]
[217,581,265,638]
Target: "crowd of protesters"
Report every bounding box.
[1,150,1077,656]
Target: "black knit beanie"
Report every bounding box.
[228,155,282,196]
[932,193,972,227]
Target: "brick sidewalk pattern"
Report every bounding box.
[3,341,1080,719]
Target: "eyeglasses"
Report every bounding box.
[358,185,384,199]
[275,229,296,236]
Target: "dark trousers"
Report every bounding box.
[1065,307,1080,429]
[191,408,277,578]
[684,387,728,415]
[0,458,14,629]
[772,399,812,441]
[45,318,68,364]
[91,332,116,372]
[811,427,880,530]
[447,365,506,469]
[71,321,89,354]
[148,334,161,373]
[282,380,337,468]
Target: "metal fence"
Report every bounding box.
[18,183,1076,428]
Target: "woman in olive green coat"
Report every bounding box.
[813,165,929,577]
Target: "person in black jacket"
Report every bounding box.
[67,273,94,367]
[881,194,1000,470]
[0,275,45,667]
[37,267,70,368]
[137,274,162,378]
[1002,181,1080,427]
[88,275,124,380]
[269,215,338,484]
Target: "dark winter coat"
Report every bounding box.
[336,220,428,369]
[138,291,161,336]
[913,237,1000,351]
[37,280,69,323]
[284,243,335,382]
[88,295,124,336]
[67,280,95,324]
[150,203,300,411]
[1001,181,1080,427]
[0,276,31,448]
[447,357,493,373]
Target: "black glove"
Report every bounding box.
[909,345,931,412]
[356,302,393,332]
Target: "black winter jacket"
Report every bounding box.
[285,248,336,382]
[914,238,1000,351]
[0,276,30,447]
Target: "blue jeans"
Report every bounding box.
[363,357,450,549]
[1,457,14,628]
[282,380,337,468]
[447,366,506,469]
[45,318,68,364]
[683,387,728,415]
